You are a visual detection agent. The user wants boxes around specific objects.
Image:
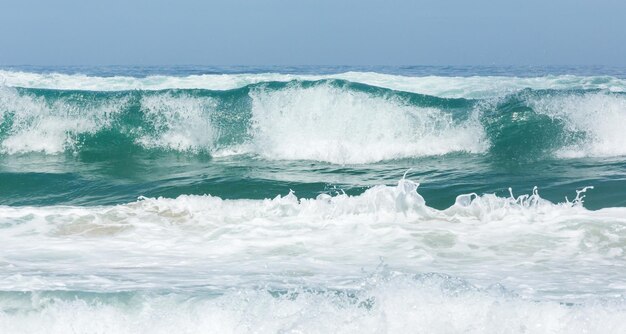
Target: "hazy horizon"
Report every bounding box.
[1,0,625,66]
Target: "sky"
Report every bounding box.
[0,0,625,66]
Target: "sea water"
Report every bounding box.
[0,66,625,333]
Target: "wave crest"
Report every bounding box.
[248,82,486,163]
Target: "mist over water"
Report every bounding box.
[1,66,626,333]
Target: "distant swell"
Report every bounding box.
[3,70,626,98]
[1,79,625,163]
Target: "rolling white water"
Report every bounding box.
[1,180,625,333]
[1,180,624,297]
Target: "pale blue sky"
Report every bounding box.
[1,0,624,65]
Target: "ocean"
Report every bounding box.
[0,65,625,333]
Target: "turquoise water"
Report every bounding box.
[0,66,625,333]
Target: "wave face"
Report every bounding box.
[1,80,626,163]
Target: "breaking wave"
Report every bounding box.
[1,78,625,163]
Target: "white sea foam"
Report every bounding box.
[1,181,625,332]
[0,180,624,300]
[528,92,626,158]
[2,69,626,98]
[1,274,625,334]
[339,72,626,99]
[137,93,218,151]
[248,83,487,163]
[0,86,124,154]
